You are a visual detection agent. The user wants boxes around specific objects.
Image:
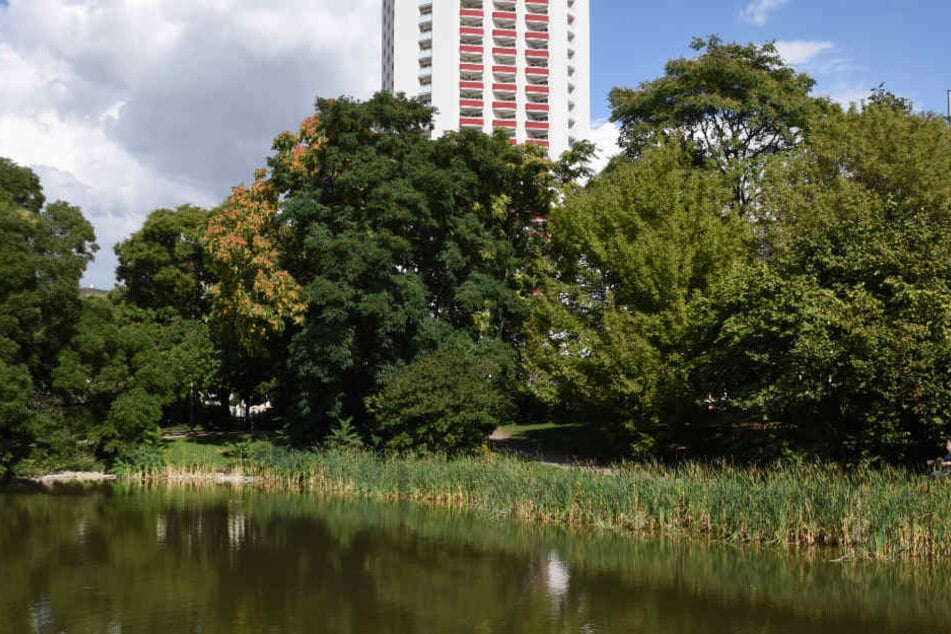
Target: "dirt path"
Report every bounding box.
[488,427,618,475]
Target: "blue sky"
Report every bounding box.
[590,0,951,121]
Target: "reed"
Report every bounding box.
[140,440,951,560]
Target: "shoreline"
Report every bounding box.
[21,471,258,486]
[14,450,950,561]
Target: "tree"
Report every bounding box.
[609,36,829,208]
[0,158,96,475]
[279,94,553,442]
[0,157,44,213]
[115,205,213,319]
[524,143,749,453]
[0,361,36,478]
[206,93,556,448]
[204,175,306,355]
[689,96,951,462]
[54,296,220,458]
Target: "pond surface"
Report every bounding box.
[2,483,951,633]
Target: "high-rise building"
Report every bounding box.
[382,0,590,157]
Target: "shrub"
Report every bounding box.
[367,340,515,454]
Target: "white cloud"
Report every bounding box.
[0,0,380,287]
[585,119,623,175]
[774,40,834,66]
[739,0,791,26]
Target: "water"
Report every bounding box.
[1,483,950,633]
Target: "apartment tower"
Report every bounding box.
[382,0,590,157]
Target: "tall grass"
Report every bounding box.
[139,440,951,560]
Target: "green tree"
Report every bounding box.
[207,93,556,449]
[0,157,45,213]
[280,94,553,442]
[0,159,96,475]
[525,144,749,453]
[115,205,212,319]
[610,36,829,208]
[0,361,36,477]
[54,296,220,458]
[690,96,951,462]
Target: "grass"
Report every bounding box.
[130,435,951,561]
[492,421,617,462]
[161,437,235,472]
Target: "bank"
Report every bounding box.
[49,436,939,562]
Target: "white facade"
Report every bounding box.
[383,0,590,158]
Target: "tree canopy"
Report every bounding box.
[610,36,830,208]
[689,99,951,462]
[115,205,213,320]
[525,143,749,452]
[205,92,557,446]
[0,159,96,476]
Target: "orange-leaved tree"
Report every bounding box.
[203,115,322,354]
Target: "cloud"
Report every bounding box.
[739,0,791,26]
[774,40,834,66]
[586,119,623,175]
[0,0,381,287]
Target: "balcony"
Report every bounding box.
[525,13,549,29]
[492,11,517,28]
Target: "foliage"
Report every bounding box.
[115,205,212,319]
[367,337,516,454]
[0,361,36,478]
[0,159,95,475]
[609,36,829,208]
[221,92,556,441]
[204,140,310,355]
[54,296,220,458]
[525,143,748,451]
[0,198,97,387]
[689,98,951,462]
[0,157,45,213]
[323,417,364,451]
[111,436,165,476]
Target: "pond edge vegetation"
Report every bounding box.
[105,440,951,562]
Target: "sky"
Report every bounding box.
[0,0,948,288]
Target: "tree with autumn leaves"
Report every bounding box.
[204,92,559,449]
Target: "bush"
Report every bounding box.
[367,340,515,454]
[0,361,36,478]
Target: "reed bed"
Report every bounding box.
[142,441,951,560]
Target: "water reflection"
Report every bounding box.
[155,516,167,546]
[1,484,951,633]
[227,509,246,551]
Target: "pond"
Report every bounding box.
[1,483,950,633]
